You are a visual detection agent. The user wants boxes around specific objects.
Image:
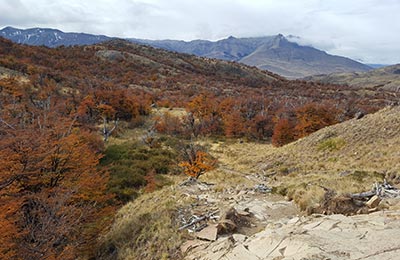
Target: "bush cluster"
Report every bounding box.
[101,142,177,202]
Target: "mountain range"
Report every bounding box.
[132,35,372,78]
[0,26,110,47]
[0,26,371,78]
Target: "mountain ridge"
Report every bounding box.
[131,33,372,78]
[0,26,111,47]
[0,26,371,78]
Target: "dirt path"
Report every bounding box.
[178,141,301,259]
[181,141,400,260]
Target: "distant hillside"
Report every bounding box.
[366,64,390,69]
[1,26,371,78]
[132,34,372,78]
[304,64,400,91]
[0,26,110,47]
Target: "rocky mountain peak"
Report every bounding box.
[269,33,288,48]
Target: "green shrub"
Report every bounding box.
[317,137,346,152]
[101,142,177,203]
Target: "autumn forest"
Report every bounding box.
[0,37,398,259]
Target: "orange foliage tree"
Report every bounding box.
[0,78,112,260]
[294,103,339,138]
[272,118,296,147]
[223,110,246,138]
[179,144,216,179]
[144,169,157,193]
[154,112,183,136]
[250,113,273,139]
[186,94,223,136]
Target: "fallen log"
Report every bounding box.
[350,180,400,199]
[179,210,219,231]
[350,191,376,199]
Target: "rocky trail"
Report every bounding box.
[185,205,400,259]
[177,142,400,260]
[180,174,400,260]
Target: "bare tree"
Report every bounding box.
[102,117,118,142]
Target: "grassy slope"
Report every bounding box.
[209,106,400,211]
[99,186,190,260]
[305,64,400,91]
[266,106,400,176]
[266,106,400,211]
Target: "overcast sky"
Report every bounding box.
[1,0,399,64]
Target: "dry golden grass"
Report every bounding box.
[99,185,192,260]
[209,140,275,174]
[266,106,400,211]
[268,106,400,174]
[155,107,188,118]
[0,66,29,83]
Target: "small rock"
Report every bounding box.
[196,225,218,241]
[217,219,237,234]
[339,170,351,177]
[366,195,381,208]
[354,111,365,119]
[238,190,248,196]
[287,217,300,225]
[254,184,272,193]
[368,207,379,213]
[237,209,251,217]
[180,240,207,254]
[232,234,247,244]
[278,246,287,256]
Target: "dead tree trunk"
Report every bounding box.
[102,117,118,142]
